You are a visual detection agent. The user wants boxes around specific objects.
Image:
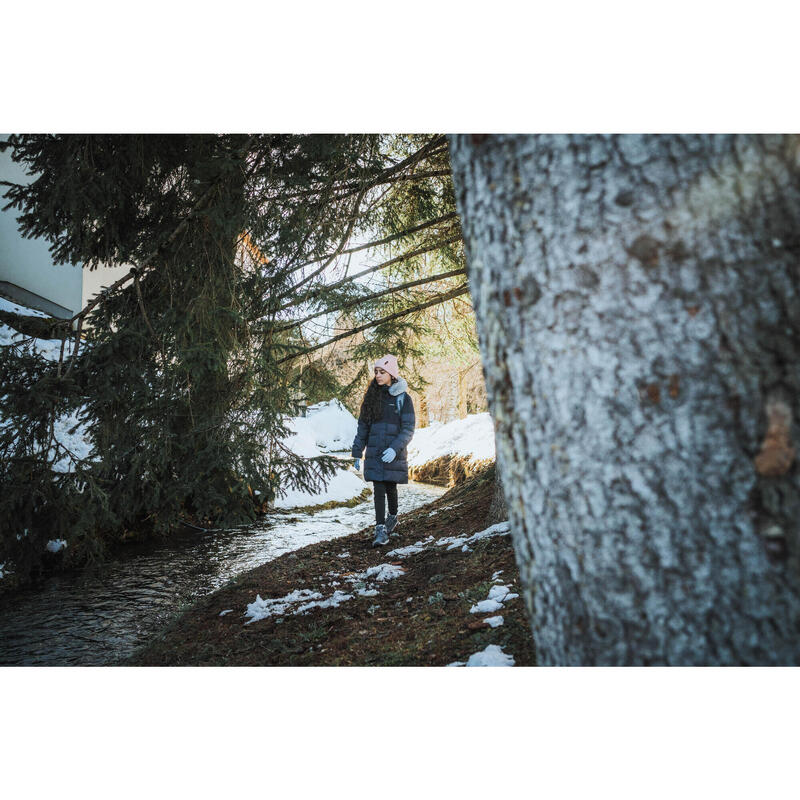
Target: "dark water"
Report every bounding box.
[0,475,446,666]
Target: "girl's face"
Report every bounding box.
[374,367,392,386]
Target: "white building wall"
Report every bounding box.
[0,137,130,327]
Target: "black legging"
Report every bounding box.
[372,480,398,525]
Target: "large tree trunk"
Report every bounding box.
[449,134,800,665]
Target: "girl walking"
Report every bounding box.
[351,354,416,547]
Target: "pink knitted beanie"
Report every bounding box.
[373,354,400,379]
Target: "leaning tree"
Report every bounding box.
[449,134,800,665]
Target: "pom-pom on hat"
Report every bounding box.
[373,354,399,379]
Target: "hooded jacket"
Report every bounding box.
[350,376,415,484]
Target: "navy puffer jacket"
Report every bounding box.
[351,377,416,483]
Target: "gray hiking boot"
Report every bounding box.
[372,524,389,547]
[385,513,398,535]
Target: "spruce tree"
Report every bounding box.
[0,133,475,586]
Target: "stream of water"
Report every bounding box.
[0,470,446,666]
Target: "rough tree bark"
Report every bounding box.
[449,134,800,665]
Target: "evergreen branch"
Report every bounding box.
[288,212,458,270]
[62,135,258,330]
[263,167,452,203]
[275,234,463,313]
[273,267,467,333]
[134,271,158,342]
[271,136,448,299]
[277,282,471,364]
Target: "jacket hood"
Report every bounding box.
[388,376,408,396]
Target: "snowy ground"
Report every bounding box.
[272,402,365,509]
[275,401,496,510]
[407,412,495,469]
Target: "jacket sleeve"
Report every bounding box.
[351,413,370,458]
[389,394,415,453]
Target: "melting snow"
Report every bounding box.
[488,585,519,602]
[363,563,405,582]
[386,537,434,558]
[245,588,324,623]
[436,520,511,551]
[466,644,515,667]
[471,582,519,614]
[483,615,504,628]
[219,609,233,616]
[45,539,67,553]
[244,563,405,624]
[448,644,515,667]
[294,590,354,614]
[470,598,504,614]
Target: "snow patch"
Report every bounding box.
[245,589,324,623]
[386,537,434,558]
[435,520,511,551]
[483,615,504,628]
[45,539,67,553]
[219,609,233,616]
[471,582,519,614]
[364,563,405,582]
[466,644,515,667]
[470,598,504,614]
[245,562,405,624]
[407,412,495,467]
[295,590,354,614]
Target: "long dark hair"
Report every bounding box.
[359,376,397,424]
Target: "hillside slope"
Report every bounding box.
[127,463,536,666]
